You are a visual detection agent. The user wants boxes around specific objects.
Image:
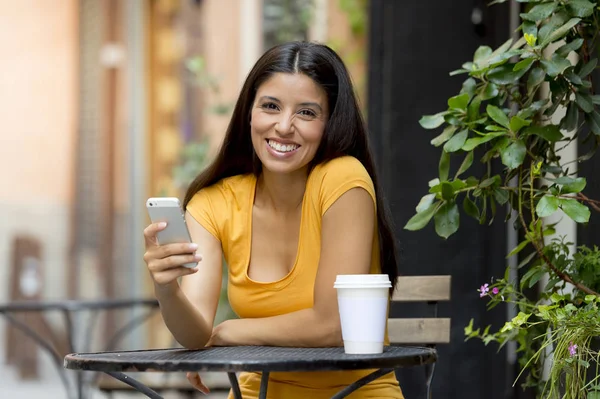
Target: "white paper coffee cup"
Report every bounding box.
[334,274,391,354]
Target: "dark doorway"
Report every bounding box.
[367,1,516,398]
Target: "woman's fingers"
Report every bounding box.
[186,372,210,394]
[143,222,166,247]
[152,266,198,286]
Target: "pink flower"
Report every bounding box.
[569,342,577,357]
[478,283,489,298]
[492,287,499,295]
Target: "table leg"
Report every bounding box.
[0,311,74,399]
[228,372,243,399]
[259,371,269,399]
[104,371,163,399]
[62,309,84,399]
[330,368,394,399]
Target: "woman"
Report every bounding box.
[143,41,403,398]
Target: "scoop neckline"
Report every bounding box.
[243,173,310,288]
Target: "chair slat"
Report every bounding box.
[387,318,451,344]
[392,275,451,302]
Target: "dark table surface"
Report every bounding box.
[64,345,438,373]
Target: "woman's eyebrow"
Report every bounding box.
[258,96,323,112]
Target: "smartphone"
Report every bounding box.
[146,197,197,268]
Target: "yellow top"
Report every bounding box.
[187,156,403,399]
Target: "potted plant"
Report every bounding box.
[404,1,600,397]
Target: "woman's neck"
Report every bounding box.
[255,167,308,213]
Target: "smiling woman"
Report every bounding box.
[142,41,403,399]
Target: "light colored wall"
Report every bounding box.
[0,0,77,300]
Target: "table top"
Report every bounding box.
[0,298,159,312]
[64,345,437,373]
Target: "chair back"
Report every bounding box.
[388,275,452,345]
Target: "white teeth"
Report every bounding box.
[268,140,298,153]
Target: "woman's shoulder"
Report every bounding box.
[312,156,373,185]
[188,173,254,208]
[310,156,376,213]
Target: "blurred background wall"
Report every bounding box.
[0,0,369,396]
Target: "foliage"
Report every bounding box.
[405,0,600,397]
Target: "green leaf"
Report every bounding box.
[462,132,505,151]
[448,93,470,110]
[559,199,591,223]
[536,196,559,217]
[560,102,579,131]
[540,18,581,47]
[500,139,526,169]
[509,116,530,133]
[467,96,482,121]
[431,126,456,147]
[463,196,479,220]
[540,54,572,77]
[586,111,600,135]
[420,112,446,129]
[455,151,474,178]
[488,64,529,85]
[522,20,537,38]
[404,202,440,231]
[473,46,493,62]
[434,201,460,239]
[461,78,477,97]
[527,67,546,93]
[439,150,450,181]
[487,105,510,128]
[523,125,563,142]
[588,391,600,399]
[514,57,535,72]
[415,194,436,213]
[481,83,499,101]
[576,92,594,113]
[443,129,468,153]
[520,3,557,22]
[507,239,531,258]
[556,38,584,57]
[566,0,594,18]
[441,182,454,201]
[494,188,509,205]
[555,176,587,193]
[578,58,597,78]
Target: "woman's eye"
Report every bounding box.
[299,109,317,118]
[261,102,279,111]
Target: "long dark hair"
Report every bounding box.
[183,41,399,290]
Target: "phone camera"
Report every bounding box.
[150,203,154,206]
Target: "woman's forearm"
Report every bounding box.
[221,308,342,347]
[154,282,213,349]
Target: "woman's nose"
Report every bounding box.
[275,114,295,135]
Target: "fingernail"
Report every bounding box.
[158,222,166,228]
[188,243,198,250]
[194,253,202,260]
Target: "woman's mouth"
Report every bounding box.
[266,139,300,153]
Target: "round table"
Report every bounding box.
[64,345,437,399]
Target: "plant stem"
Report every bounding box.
[517,167,600,297]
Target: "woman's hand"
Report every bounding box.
[143,222,202,287]
[207,320,237,347]
[186,372,210,394]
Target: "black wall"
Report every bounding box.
[367,1,517,398]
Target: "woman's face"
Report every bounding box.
[250,72,329,176]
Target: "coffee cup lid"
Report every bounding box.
[333,274,392,288]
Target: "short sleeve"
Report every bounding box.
[186,186,222,241]
[318,156,377,215]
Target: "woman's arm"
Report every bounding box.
[152,211,224,349]
[208,187,375,347]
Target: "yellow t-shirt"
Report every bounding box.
[187,156,403,399]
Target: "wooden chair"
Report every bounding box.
[389,275,452,399]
